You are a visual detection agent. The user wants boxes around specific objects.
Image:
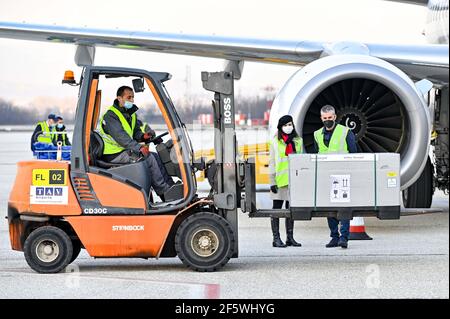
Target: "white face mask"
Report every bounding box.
[123,100,134,109]
[282,125,294,135]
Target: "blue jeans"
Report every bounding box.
[327,218,350,240]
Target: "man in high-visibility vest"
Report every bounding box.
[99,86,172,200]
[52,116,71,146]
[31,113,57,151]
[313,105,358,249]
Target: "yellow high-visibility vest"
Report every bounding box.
[271,136,303,188]
[314,124,349,154]
[99,106,136,155]
[36,121,54,144]
[52,129,70,146]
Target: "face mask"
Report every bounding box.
[282,125,294,135]
[57,124,64,129]
[323,120,335,129]
[123,101,134,109]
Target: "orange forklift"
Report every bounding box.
[8,67,246,273]
[7,66,401,273]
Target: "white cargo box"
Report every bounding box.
[288,153,400,220]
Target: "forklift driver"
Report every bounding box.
[99,86,172,200]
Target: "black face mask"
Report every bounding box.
[323,120,335,129]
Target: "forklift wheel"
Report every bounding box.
[175,212,235,272]
[70,240,82,264]
[24,226,73,273]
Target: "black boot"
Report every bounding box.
[326,238,339,248]
[285,218,302,247]
[338,237,348,249]
[271,218,287,248]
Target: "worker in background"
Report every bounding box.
[137,119,174,186]
[313,104,358,249]
[31,113,57,151]
[52,116,71,146]
[99,86,173,200]
[269,115,302,248]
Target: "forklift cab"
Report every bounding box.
[9,70,239,273]
[71,66,196,213]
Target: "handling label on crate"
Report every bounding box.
[387,178,398,188]
[330,175,351,203]
[312,154,376,162]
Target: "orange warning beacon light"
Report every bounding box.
[62,70,77,85]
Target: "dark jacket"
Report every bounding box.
[53,125,71,146]
[312,126,358,154]
[31,122,46,151]
[101,100,145,161]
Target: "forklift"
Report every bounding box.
[7,65,400,273]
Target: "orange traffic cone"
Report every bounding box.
[349,217,372,240]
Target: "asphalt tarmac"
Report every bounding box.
[0,131,448,298]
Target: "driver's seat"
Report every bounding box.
[89,131,122,169]
[89,130,152,198]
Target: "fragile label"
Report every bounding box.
[30,186,68,205]
[330,175,351,203]
[387,178,397,188]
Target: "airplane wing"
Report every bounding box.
[384,0,429,5]
[0,21,448,85]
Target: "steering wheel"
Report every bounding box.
[149,131,169,144]
[135,132,170,162]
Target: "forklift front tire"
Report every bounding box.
[24,226,73,273]
[175,212,235,272]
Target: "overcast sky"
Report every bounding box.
[0,0,427,108]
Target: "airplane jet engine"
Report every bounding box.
[269,54,431,192]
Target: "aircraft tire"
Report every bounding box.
[403,157,434,208]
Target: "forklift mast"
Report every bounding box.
[201,71,239,257]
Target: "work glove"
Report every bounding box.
[270,185,278,194]
[143,132,154,143]
[147,128,156,138]
[140,145,150,157]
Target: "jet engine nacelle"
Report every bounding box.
[269,54,431,190]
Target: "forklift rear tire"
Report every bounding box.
[175,212,235,272]
[24,226,73,273]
